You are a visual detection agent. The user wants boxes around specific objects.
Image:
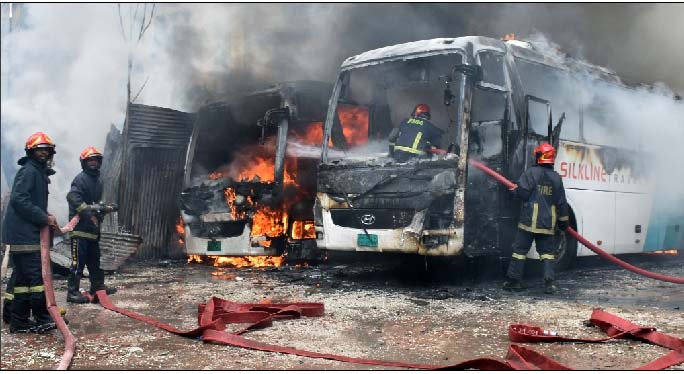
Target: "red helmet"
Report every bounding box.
[25,131,56,153]
[79,146,102,161]
[534,143,556,165]
[412,103,431,119]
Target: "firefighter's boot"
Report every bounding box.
[90,269,116,303]
[503,256,526,291]
[542,259,556,294]
[31,292,56,333]
[9,297,37,333]
[2,297,13,324]
[544,279,557,294]
[67,274,89,304]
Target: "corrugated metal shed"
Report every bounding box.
[117,103,195,259]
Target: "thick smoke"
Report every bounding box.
[1,3,682,222]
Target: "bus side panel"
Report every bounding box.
[566,189,616,256]
[643,209,684,252]
[614,192,652,254]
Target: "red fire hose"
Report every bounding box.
[468,159,684,284]
[40,216,80,370]
[93,292,683,370]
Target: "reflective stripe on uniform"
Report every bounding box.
[394,145,425,155]
[71,230,98,239]
[76,202,88,212]
[4,293,14,300]
[8,244,41,253]
[540,254,555,260]
[13,285,45,293]
[511,253,527,260]
[518,202,556,234]
[411,132,423,150]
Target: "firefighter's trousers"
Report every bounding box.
[506,228,558,282]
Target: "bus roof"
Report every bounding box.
[339,35,625,86]
[340,36,505,71]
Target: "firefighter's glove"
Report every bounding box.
[558,221,569,231]
[86,204,102,212]
[101,203,118,214]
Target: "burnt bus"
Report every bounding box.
[315,36,683,267]
[180,81,333,259]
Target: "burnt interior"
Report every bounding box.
[180,81,333,247]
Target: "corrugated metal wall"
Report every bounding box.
[118,103,195,259]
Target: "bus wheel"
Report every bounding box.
[555,230,577,271]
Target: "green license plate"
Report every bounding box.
[207,240,221,252]
[357,233,378,247]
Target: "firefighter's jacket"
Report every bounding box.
[513,164,569,235]
[2,157,52,251]
[393,116,444,156]
[67,169,103,240]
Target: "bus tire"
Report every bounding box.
[555,229,577,271]
[555,209,577,271]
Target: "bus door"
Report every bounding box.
[521,95,564,171]
[463,83,509,256]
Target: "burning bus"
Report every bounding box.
[179,81,337,261]
[315,35,683,266]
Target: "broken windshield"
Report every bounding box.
[325,53,465,159]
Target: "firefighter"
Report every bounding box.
[391,104,444,162]
[66,146,118,304]
[2,132,60,333]
[503,143,569,294]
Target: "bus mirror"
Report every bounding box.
[453,64,482,81]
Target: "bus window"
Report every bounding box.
[470,87,506,157]
[527,99,549,137]
[515,58,582,142]
[478,51,505,87]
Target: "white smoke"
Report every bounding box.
[2,3,683,224]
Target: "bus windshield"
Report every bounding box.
[324,53,465,159]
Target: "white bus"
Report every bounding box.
[314,35,683,268]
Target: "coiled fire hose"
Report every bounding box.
[40,215,80,370]
[468,159,684,284]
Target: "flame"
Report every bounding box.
[251,206,287,237]
[290,105,369,149]
[647,250,679,255]
[188,255,284,267]
[209,171,224,179]
[291,220,316,240]
[176,216,185,245]
[187,254,203,263]
[212,255,284,268]
[337,104,369,147]
[502,33,516,41]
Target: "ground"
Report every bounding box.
[1,251,682,370]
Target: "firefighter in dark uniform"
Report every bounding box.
[390,104,444,162]
[66,146,117,304]
[504,143,569,294]
[2,132,60,333]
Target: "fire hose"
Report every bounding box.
[468,159,684,284]
[93,291,683,369]
[39,216,80,370]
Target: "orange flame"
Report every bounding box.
[337,104,369,146]
[176,216,185,245]
[251,206,288,237]
[502,33,516,41]
[209,171,224,180]
[212,255,284,268]
[188,255,284,267]
[291,220,316,240]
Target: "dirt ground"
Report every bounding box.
[1,251,682,370]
